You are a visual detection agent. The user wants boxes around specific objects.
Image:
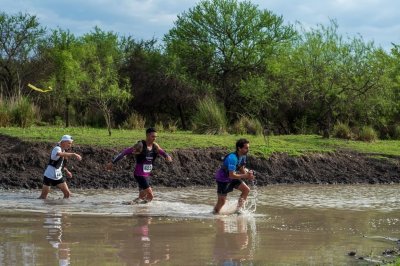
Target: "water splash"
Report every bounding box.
[0,189,215,218]
[217,179,258,215]
[243,179,258,213]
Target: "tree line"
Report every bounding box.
[1,0,399,138]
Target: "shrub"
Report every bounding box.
[54,116,64,127]
[333,122,352,140]
[35,120,49,126]
[192,97,227,134]
[357,126,378,142]
[153,120,177,132]
[122,112,146,130]
[230,116,263,135]
[9,96,38,128]
[0,97,11,127]
[392,125,400,140]
[82,108,105,128]
[166,120,178,133]
[155,121,164,132]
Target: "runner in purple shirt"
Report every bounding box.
[107,127,172,204]
[213,138,255,214]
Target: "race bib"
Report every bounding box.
[55,168,63,179]
[143,164,153,173]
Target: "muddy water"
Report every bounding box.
[0,185,399,265]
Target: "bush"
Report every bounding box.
[192,97,227,134]
[54,116,64,127]
[392,125,400,140]
[333,122,352,140]
[122,112,146,130]
[166,120,178,133]
[149,120,178,133]
[9,96,39,128]
[357,126,378,142]
[81,107,105,128]
[35,120,49,126]
[0,97,11,127]
[155,121,164,132]
[230,116,263,135]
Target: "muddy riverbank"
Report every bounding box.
[1,134,399,189]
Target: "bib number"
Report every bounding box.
[143,164,153,173]
[55,168,63,179]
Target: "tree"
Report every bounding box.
[161,55,209,129]
[119,38,201,129]
[80,27,131,136]
[119,38,168,124]
[276,20,390,137]
[0,12,45,98]
[44,29,83,127]
[386,44,400,127]
[164,0,295,120]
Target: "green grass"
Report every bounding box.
[384,256,400,266]
[0,126,399,157]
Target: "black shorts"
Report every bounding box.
[134,175,151,190]
[217,179,243,196]
[43,176,65,186]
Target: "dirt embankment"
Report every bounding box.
[0,134,399,189]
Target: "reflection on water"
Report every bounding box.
[43,212,70,266]
[117,217,170,265]
[213,215,256,265]
[0,184,399,265]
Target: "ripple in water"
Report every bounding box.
[0,184,399,218]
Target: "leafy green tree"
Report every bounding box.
[164,0,295,119]
[119,38,202,129]
[44,29,83,127]
[385,44,400,129]
[348,48,394,133]
[80,27,131,136]
[119,38,168,124]
[276,20,390,137]
[0,12,45,98]
[238,75,273,119]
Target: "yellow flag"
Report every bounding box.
[28,83,53,93]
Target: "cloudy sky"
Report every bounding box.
[2,0,399,51]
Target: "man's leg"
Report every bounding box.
[38,185,50,199]
[213,195,227,214]
[236,183,250,209]
[57,182,71,199]
[139,187,153,202]
[134,176,152,202]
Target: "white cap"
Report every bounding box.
[60,135,73,142]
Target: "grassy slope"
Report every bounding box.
[0,126,399,157]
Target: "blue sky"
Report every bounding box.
[2,0,399,51]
